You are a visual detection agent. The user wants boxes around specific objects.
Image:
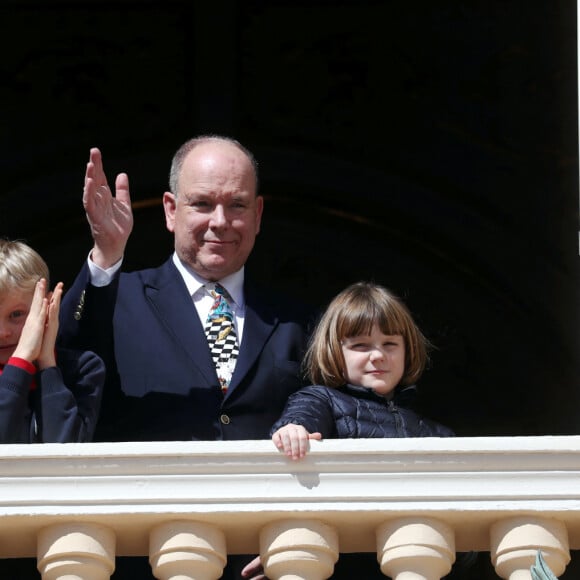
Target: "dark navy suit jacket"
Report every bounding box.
[58,258,313,442]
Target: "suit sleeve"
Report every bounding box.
[58,261,118,369]
[35,350,105,442]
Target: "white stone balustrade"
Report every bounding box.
[37,522,115,580]
[149,520,227,580]
[377,517,455,579]
[490,516,570,580]
[0,436,578,579]
[261,519,338,580]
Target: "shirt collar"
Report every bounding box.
[171,253,245,308]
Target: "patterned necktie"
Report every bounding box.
[204,283,239,393]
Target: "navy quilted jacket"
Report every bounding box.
[270,383,454,439]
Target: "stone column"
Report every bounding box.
[376,517,455,579]
[149,520,227,580]
[37,522,115,580]
[490,516,570,580]
[260,519,339,580]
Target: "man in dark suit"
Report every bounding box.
[59,135,312,444]
[57,136,312,579]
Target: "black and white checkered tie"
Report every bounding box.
[204,283,239,392]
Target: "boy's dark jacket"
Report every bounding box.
[0,347,104,443]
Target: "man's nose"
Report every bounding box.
[209,205,227,227]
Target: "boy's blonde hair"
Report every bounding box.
[0,239,50,294]
[304,281,429,388]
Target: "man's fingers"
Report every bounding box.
[85,148,101,183]
[115,172,131,205]
[89,147,101,164]
[89,148,106,182]
[83,177,101,215]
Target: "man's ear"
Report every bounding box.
[255,195,264,234]
[163,192,177,233]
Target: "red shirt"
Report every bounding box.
[0,357,37,390]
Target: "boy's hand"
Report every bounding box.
[12,278,49,364]
[272,424,322,460]
[37,282,63,369]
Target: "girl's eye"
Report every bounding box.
[352,343,369,350]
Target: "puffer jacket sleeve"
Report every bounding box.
[415,416,455,437]
[270,385,337,437]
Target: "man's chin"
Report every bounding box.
[198,257,241,279]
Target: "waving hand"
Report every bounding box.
[83,147,134,269]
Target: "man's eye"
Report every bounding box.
[192,200,212,210]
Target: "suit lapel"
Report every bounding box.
[139,263,279,396]
[226,284,278,396]
[143,260,217,385]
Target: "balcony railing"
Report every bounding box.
[0,435,578,579]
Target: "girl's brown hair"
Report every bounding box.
[304,282,429,388]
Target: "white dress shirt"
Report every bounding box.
[87,252,246,341]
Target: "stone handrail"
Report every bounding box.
[0,435,578,578]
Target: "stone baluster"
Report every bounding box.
[490,516,570,580]
[37,522,115,580]
[376,517,455,579]
[149,520,227,580]
[260,519,339,580]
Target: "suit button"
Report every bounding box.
[220,414,231,425]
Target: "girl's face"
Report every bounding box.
[341,324,405,396]
[0,288,33,365]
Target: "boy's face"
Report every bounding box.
[0,288,34,365]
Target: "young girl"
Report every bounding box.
[0,239,105,443]
[271,281,454,460]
